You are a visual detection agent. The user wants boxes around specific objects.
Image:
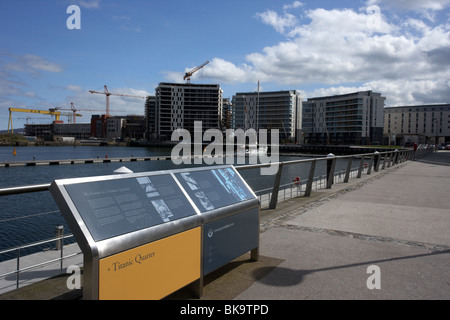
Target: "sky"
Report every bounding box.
[0,0,449,130]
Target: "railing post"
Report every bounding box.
[357,156,364,178]
[382,153,386,170]
[269,162,283,209]
[326,153,336,189]
[367,155,373,175]
[344,156,352,183]
[16,248,20,290]
[305,159,316,197]
[60,236,64,274]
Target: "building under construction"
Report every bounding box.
[149,82,223,141]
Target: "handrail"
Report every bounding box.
[0,147,434,293]
[0,233,81,291]
[0,148,429,197]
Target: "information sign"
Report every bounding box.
[64,174,196,241]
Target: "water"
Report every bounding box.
[0,145,357,261]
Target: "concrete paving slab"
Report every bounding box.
[235,227,450,300]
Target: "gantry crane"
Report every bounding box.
[183,60,210,83]
[8,107,63,133]
[89,85,147,117]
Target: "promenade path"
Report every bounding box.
[1,150,449,300]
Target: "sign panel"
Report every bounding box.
[203,208,259,275]
[175,167,254,212]
[98,227,201,300]
[64,174,197,242]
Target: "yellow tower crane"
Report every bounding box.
[8,107,63,134]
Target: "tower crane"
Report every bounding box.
[89,85,147,117]
[52,103,97,124]
[183,60,210,83]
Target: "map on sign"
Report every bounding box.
[175,167,253,212]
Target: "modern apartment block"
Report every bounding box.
[302,90,386,145]
[232,90,303,143]
[150,82,223,141]
[384,104,450,146]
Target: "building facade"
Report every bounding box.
[384,104,450,146]
[232,90,303,143]
[145,96,157,141]
[151,82,223,141]
[302,90,385,145]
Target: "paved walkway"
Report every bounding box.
[234,150,450,300]
[1,151,449,300]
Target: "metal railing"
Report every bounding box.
[0,234,81,291]
[0,147,433,292]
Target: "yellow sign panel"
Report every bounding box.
[99,227,201,300]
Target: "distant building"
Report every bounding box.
[151,82,223,141]
[302,90,385,145]
[232,90,303,143]
[222,97,233,130]
[24,123,54,140]
[384,104,450,146]
[92,114,146,140]
[54,123,91,139]
[145,96,157,141]
[91,115,109,139]
[25,122,91,140]
[121,115,146,140]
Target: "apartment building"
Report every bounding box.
[302,90,385,145]
[232,90,303,143]
[150,82,223,141]
[384,104,450,146]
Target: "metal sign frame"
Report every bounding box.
[50,165,259,300]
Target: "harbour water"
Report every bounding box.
[0,145,356,261]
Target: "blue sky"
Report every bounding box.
[1,0,449,130]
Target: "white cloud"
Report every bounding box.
[367,0,450,11]
[66,85,83,92]
[367,0,450,21]
[199,58,255,83]
[255,10,298,34]
[76,0,101,9]
[283,1,304,10]
[193,5,449,106]
[5,54,63,74]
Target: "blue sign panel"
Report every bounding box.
[203,208,259,275]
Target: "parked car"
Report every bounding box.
[446,145,450,150]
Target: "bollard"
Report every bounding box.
[374,151,380,172]
[55,225,64,250]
